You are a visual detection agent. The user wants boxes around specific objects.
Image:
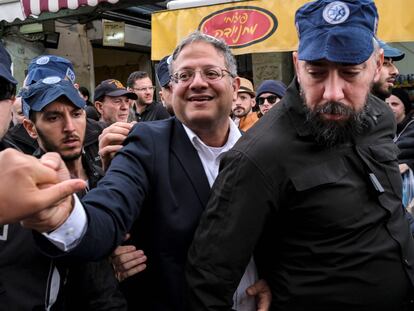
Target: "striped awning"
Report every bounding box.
[21,0,119,16]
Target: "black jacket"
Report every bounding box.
[186,79,414,311]
[395,113,414,170]
[133,101,171,122]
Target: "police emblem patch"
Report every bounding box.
[36,56,50,65]
[323,1,350,25]
[42,76,61,84]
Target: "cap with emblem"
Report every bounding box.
[25,55,76,86]
[295,0,379,64]
[94,79,138,101]
[377,40,405,61]
[0,42,17,85]
[21,77,85,117]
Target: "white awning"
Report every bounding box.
[21,0,119,17]
[0,0,120,22]
[0,1,25,22]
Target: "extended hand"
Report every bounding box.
[0,149,85,225]
[19,152,86,232]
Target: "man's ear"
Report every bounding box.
[94,101,103,114]
[22,119,38,139]
[292,51,301,84]
[232,77,241,101]
[373,49,384,83]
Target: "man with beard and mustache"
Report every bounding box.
[372,40,405,101]
[232,77,259,131]
[16,77,127,311]
[186,0,414,310]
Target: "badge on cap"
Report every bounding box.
[42,76,61,84]
[66,67,75,83]
[36,56,50,65]
[323,1,350,25]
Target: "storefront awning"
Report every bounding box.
[0,0,119,23]
[21,0,119,17]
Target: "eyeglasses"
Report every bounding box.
[132,86,155,92]
[257,95,280,106]
[171,67,233,84]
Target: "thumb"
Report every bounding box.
[35,179,86,208]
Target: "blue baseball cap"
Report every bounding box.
[377,40,405,61]
[156,55,171,88]
[21,76,85,118]
[295,0,379,64]
[0,42,17,85]
[25,55,76,86]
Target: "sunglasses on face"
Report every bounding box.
[257,95,279,106]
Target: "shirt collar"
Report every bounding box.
[182,117,241,152]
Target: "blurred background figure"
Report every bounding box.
[79,85,100,121]
[372,40,405,101]
[387,88,414,174]
[11,96,24,126]
[127,70,170,122]
[156,55,174,115]
[255,80,287,117]
[232,77,258,131]
[94,79,137,125]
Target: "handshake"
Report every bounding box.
[0,149,85,228]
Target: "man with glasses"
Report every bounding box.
[255,79,287,116]
[94,79,137,125]
[20,31,269,311]
[127,70,170,122]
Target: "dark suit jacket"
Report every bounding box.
[40,117,211,311]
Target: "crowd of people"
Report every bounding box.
[1,0,414,310]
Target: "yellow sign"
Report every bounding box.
[103,20,125,47]
[151,0,414,60]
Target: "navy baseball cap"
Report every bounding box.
[377,40,405,61]
[94,79,137,101]
[21,76,85,118]
[26,55,76,86]
[0,42,17,85]
[295,0,379,64]
[156,55,171,88]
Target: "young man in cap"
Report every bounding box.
[232,77,259,131]
[7,77,127,310]
[186,0,414,310]
[5,54,90,155]
[127,71,170,122]
[372,40,405,101]
[94,79,137,125]
[0,43,83,224]
[255,79,287,116]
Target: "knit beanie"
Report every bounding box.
[256,80,287,100]
[392,88,412,114]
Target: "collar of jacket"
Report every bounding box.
[284,77,384,138]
